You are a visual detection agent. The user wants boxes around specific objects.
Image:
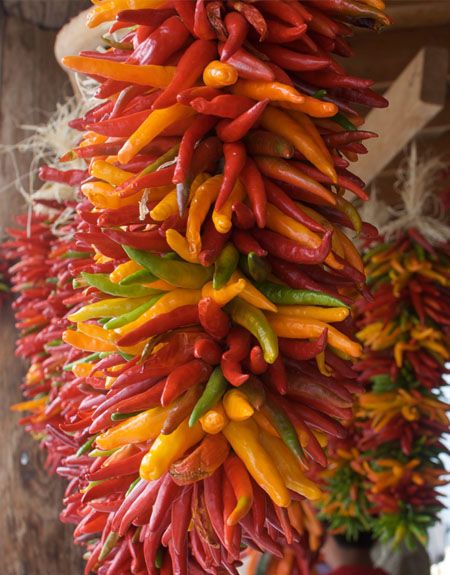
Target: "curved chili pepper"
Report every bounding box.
[220,45,275,82]
[253,228,332,265]
[216,99,269,143]
[215,142,247,210]
[194,0,216,40]
[233,229,267,257]
[229,0,267,39]
[190,94,254,119]
[221,12,249,61]
[189,366,228,426]
[161,359,212,406]
[199,218,230,267]
[232,201,256,229]
[198,297,230,340]
[194,337,223,365]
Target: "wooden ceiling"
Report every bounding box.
[344,0,450,199]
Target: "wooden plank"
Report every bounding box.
[387,1,450,29]
[0,12,84,575]
[351,47,448,184]
[2,0,90,28]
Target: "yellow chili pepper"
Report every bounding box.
[11,396,48,412]
[68,296,149,322]
[150,189,178,221]
[119,104,195,164]
[287,109,333,168]
[259,430,321,500]
[165,229,199,263]
[268,314,362,358]
[261,106,336,182]
[81,181,141,209]
[96,407,169,451]
[229,271,277,312]
[77,321,117,344]
[117,288,201,335]
[89,160,133,187]
[334,228,365,274]
[110,260,143,284]
[63,56,175,88]
[223,390,255,421]
[223,419,291,507]
[212,180,245,233]
[140,418,204,481]
[277,305,349,322]
[316,351,332,376]
[199,402,229,434]
[187,175,222,255]
[63,329,117,353]
[72,362,96,378]
[203,61,238,88]
[201,278,246,306]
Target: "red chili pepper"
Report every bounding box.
[265,180,325,233]
[190,94,254,119]
[199,217,230,266]
[330,86,388,109]
[177,85,222,105]
[97,203,156,226]
[221,12,249,61]
[323,130,378,148]
[194,0,216,39]
[301,69,374,90]
[265,20,307,43]
[264,356,288,395]
[171,486,192,559]
[219,45,275,82]
[222,476,241,561]
[87,451,144,481]
[232,229,267,257]
[86,109,153,137]
[118,165,175,197]
[203,469,226,547]
[75,232,126,260]
[173,115,217,186]
[194,337,222,366]
[132,15,190,66]
[206,1,227,41]
[215,142,247,210]
[253,228,332,265]
[221,327,251,386]
[116,9,173,27]
[279,329,328,361]
[232,201,255,230]
[39,166,87,186]
[153,39,217,109]
[248,345,268,375]
[162,359,212,406]
[217,99,269,143]
[103,228,169,252]
[258,43,330,71]
[198,297,230,340]
[240,158,267,229]
[240,513,283,557]
[229,0,267,40]
[111,379,166,415]
[190,136,223,176]
[174,0,195,34]
[118,305,199,346]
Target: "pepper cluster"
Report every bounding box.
[6,0,391,573]
[320,229,450,548]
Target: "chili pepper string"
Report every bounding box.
[4,0,392,573]
[319,230,450,550]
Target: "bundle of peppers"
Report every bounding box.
[319,229,450,549]
[6,0,392,573]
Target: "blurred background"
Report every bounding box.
[0,1,449,574]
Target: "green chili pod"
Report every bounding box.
[256,281,348,308]
[189,367,228,427]
[213,243,239,289]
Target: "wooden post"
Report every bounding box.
[0,2,86,574]
[351,46,448,184]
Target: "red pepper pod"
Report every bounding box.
[221,12,249,61]
[253,228,332,265]
[220,45,275,82]
[161,359,212,406]
[194,337,223,366]
[190,94,254,119]
[232,201,256,230]
[198,297,230,340]
[217,99,269,143]
[233,229,267,257]
[240,158,267,229]
[215,142,247,210]
[279,329,328,361]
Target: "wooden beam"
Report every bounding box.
[387,2,450,29]
[351,46,448,184]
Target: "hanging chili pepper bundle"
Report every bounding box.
[5,0,392,573]
[319,153,450,550]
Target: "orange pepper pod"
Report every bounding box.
[203,61,238,88]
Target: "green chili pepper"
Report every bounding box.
[213,243,239,289]
[141,144,179,176]
[247,252,271,282]
[264,401,305,462]
[111,410,144,421]
[125,477,141,496]
[189,367,228,427]
[332,112,357,132]
[120,269,157,285]
[62,250,91,260]
[256,281,348,308]
[63,351,101,372]
[89,447,121,458]
[227,298,278,364]
[81,272,160,298]
[76,435,97,457]
[124,246,213,289]
[256,553,272,575]
[99,532,120,562]
[104,295,162,329]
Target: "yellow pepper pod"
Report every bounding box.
[187,175,223,255]
[68,296,149,322]
[87,0,168,28]
[140,418,204,481]
[62,329,117,353]
[277,305,349,323]
[223,419,291,507]
[268,314,362,358]
[165,229,199,264]
[89,160,134,187]
[223,390,255,422]
[81,181,142,210]
[199,402,229,434]
[96,407,169,451]
[150,190,178,221]
[231,271,277,312]
[259,430,322,500]
[110,260,143,284]
[201,278,246,306]
[11,396,48,413]
[212,180,245,234]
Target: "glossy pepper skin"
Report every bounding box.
[7,1,393,574]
